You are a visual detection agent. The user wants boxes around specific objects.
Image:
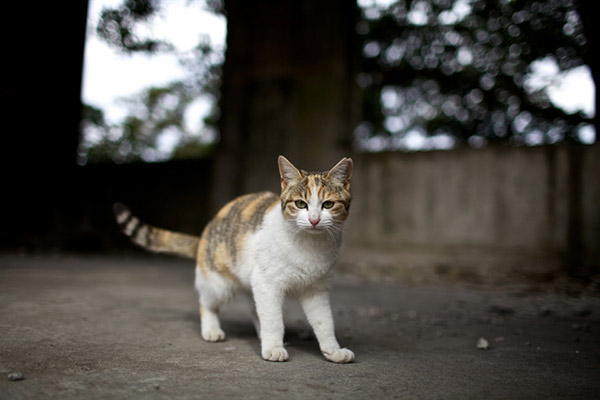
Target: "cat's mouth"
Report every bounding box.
[302,224,327,234]
[293,219,332,234]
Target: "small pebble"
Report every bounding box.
[540,307,553,317]
[8,372,24,381]
[488,305,514,316]
[367,307,380,317]
[575,309,592,318]
[476,337,489,350]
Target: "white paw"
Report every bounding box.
[262,347,289,362]
[323,348,354,363]
[202,328,226,342]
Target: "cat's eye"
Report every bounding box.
[322,200,334,209]
[295,200,308,209]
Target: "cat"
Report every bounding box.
[114,155,354,363]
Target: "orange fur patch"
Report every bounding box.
[197,192,279,282]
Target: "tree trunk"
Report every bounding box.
[213,0,359,207]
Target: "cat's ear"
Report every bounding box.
[278,155,302,188]
[327,157,353,189]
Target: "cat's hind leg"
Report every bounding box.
[199,302,225,342]
[195,268,231,342]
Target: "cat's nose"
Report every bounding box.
[309,217,320,227]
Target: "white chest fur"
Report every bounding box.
[241,207,343,293]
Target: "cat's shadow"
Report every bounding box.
[183,310,257,339]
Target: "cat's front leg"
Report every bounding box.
[300,288,354,363]
[252,285,288,362]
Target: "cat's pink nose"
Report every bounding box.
[309,217,320,227]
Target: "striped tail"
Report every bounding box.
[113,203,200,259]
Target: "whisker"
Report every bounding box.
[325,222,348,237]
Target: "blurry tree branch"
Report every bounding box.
[358,0,595,148]
[96,0,173,53]
[81,0,222,164]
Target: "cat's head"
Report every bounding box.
[278,155,352,235]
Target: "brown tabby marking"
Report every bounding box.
[280,170,351,220]
[113,203,199,258]
[196,192,279,280]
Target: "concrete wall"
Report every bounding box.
[342,144,600,283]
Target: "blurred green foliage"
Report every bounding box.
[357,0,594,149]
[79,0,222,164]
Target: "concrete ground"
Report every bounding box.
[1,254,599,399]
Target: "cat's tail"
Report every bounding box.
[113,203,200,259]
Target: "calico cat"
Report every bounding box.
[114,155,354,363]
